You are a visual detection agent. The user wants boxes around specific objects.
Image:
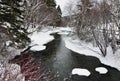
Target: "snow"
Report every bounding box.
[29,27,120,71]
[29,27,73,51]
[0,47,24,81]
[59,27,73,32]
[0,63,25,81]
[6,41,12,46]
[72,68,91,76]
[58,27,73,35]
[95,67,108,74]
[7,47,21,59]
[64,36,101,57]
[29,31,54,51]
[3,22,11,28]
[64,32,120,71]
[29,27,60,51]
[55,0,79,16]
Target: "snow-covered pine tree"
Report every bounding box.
[0,0,30,48]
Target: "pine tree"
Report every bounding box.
[0,0,30,48]
[46,0,56,7]
[57,5,62,16]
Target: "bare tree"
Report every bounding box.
[75,0,94,41]
[24,0,61,33]
[75,0,120,56]
[110,0,120,40]
[63,2,77,26]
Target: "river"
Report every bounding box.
[32,33,120,81]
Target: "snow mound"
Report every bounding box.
[29,30,54,51]
[95,67,108,74]
[72,68,91,76]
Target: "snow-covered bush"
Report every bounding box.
[10,54,56,81]
[0,61,25,81]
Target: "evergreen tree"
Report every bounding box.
[46,0,56,7]
[57,5,62,16]
[0,0,30,48]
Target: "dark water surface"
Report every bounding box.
[32,33,120,81]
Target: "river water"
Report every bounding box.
[32,33,120,81]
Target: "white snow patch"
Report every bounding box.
[3,22,11,27]
[58,32,69,35]
[72,68,91,76]
[29,31,54,51]
[59,27,73,32]
[58,27,74,35]
[29,27,60,51]
[95,67,108,74]
[6,41,12,46]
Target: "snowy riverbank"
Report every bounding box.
[64,35,120,71]
[29,27,120,73]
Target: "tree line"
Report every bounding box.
[74,0,120,56]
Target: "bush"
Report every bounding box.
[9,53,56,81]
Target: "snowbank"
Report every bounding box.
[72,68,91,76]
[29,31,54,51]
[29,28,56,51]
[95,67,108,74]
[29,27,71,51]
[64,34,120,71]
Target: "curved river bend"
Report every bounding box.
[32,33,120,81]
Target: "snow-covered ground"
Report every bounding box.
[72,68,91,76]
[95,67,108,74]
[29,30,54,51]
[29,27,56,51]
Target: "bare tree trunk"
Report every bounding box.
[111,30,117,54]
[92,29,107,57]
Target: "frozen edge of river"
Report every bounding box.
[29,27,120,73]
[64,35,120,71]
